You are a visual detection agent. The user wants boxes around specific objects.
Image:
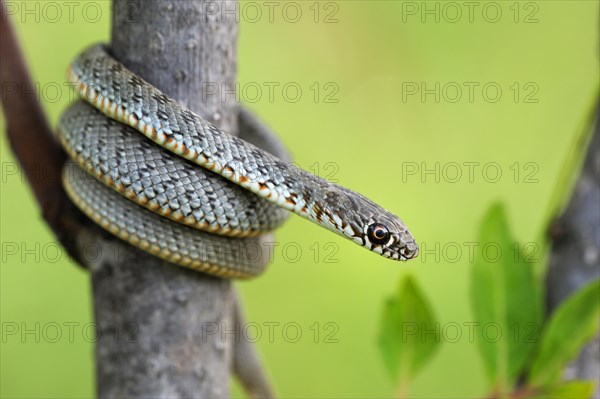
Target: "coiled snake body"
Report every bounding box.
[57,44,418,278]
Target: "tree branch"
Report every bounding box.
[91,0,238,396]
[0,0,87,263]
[546,113,600,396]
[2,0,276,396]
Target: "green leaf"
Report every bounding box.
[378,275,440,385]
[528,380,596,399]
[528,279,600,387]
[470,203,544,391]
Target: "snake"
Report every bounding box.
[56,44,419,279]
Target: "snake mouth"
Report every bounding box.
[384,237,418,261]
[401,241,419,260]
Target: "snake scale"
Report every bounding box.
[57,44,418,278]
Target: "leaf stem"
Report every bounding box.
[396,370,410,399]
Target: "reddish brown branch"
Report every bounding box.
[1,1,63,204]
[0,0,89,262]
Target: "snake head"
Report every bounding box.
[323,188,418,261]
[362,220,418,260]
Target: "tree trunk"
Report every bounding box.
[91,0,238,396]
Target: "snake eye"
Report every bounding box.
[367,223,390,245]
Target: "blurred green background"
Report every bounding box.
[1,1,598,398]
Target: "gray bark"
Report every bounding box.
[90,0,239,397]
[546,115,600,396]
